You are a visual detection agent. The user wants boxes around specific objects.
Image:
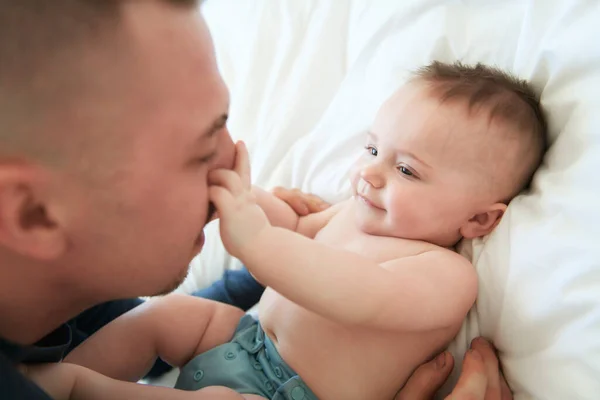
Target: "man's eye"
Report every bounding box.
[398,166,414,176]
[365,146,378,156]
[196,151,217,164]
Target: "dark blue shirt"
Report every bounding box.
[0,324,71,399]
[0,278,255,399]
[0,298,155,399]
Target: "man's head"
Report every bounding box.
[0,0,234,301]
[351,61,547,246]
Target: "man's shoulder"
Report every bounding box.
[0,352,53,400]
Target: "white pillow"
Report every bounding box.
[182,1,600,398]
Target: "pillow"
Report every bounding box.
[183,1,600,398]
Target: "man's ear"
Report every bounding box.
[460,203,507,240]
[0,164,67,260]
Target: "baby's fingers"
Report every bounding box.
[306,193,330,213]
[272,187,309,216]
[209,169,245,197]
[233,141,252,190]
[209,185,237,216]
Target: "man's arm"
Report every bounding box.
[65,295,244,381]
[241,229,477,331]
[24,363,259,400]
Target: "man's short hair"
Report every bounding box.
[0,0,198,160]
[0,0,197,83]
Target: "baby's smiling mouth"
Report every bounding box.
[357,194,385,210]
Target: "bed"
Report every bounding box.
[167,1,600,399]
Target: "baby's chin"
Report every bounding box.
[354,214,388,236]
[354,212,428,241]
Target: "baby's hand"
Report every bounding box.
[272,187,330,216]
[209,141,270,259]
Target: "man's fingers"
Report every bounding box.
[500,372,513,400]
[471,338,502,400]
[396,352,454,400]
[446,350,488,400]
[233,141,252,189]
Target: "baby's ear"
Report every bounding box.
[460,203,507,239]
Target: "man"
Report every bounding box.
[0,0,508,398]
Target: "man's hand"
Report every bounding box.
[396,338,513,400]
[271,187,330,216]
[209,141,271,258]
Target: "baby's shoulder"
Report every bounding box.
[380,238,450,262]
[385,244,474,275]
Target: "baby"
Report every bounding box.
[63,61,547,400]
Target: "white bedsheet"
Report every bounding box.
[177,1,600,398]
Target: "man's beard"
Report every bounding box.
[154,202,216,297]
[155,265,190,296]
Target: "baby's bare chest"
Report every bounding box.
[313,207,433,263]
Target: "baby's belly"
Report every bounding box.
[259,289,449,400]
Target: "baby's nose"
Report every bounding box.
[360,164,385,188]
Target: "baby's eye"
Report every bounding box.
[398,166,414,176]
[365,146,378,156]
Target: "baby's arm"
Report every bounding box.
[24,362,261,400]
[210,143,476,332]
[65,295,244,382]
[253,186,343,238]
[241,230,477,331]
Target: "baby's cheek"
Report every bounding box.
[386,187,419,224]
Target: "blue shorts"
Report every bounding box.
[175,315,318,400]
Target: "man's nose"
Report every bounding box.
[360,163,385,189]
[212,128,236,170]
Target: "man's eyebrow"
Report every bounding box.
[200,114,228,139]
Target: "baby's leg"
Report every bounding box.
[192,267,265,311]
[25,362,266,400]
[65,294,245,382]
[198,387,267,400]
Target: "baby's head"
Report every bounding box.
[350,61,547,247]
